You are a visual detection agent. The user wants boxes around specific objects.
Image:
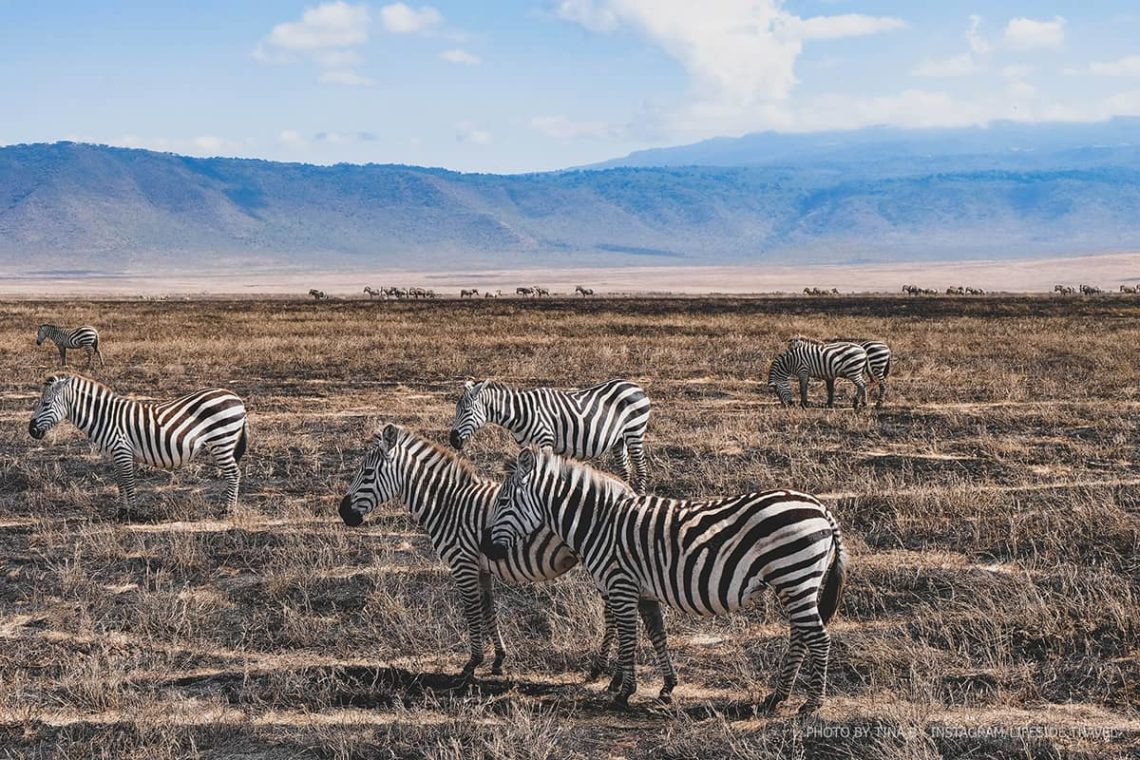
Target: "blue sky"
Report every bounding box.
[3,1,1139,172]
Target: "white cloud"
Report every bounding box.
[786,14,906,41]
[1001,64,1033,80]
[529,115,618,140]
[913,53,980,78]
[111,135,245,156]
[455,120,491,144]
[1105,90,1140,114]
[255,2,372,85]
[1003,17,1065,51]
[966,14,989,55]
[440,48,481,65]
[319,69,374,86]
[264,1,369,51]
[1090,55,1140,77]
[555,0,904,104]
[379,3,442,34]
[278,130,307,148]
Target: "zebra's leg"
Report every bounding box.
[609,586,641,708]
[627,436,648,495]
[798,373,811,407]
[638,599,677,702]
[851,377,868,410]
[825,378,836,408]
[453,569,486,681]
[877,376,886,408]
[758,624,808,714]
[84,347,94,369]
[479,573,507,675]
[209,447,242,511]
[111,448,139,516]
[611,441,633,486]
[798,625,832,714]
[58,346,67,366]
[588,596,617,682]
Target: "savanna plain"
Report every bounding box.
[0,295,1137,759]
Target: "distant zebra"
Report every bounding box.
[450,378,651,494]
[484,290,502,299]
[1054,284,1074,295]
[308,289,328,301]
[28,375,248,513]
[1080,284,1103,295]
[340,425,616,679]
[36,324,104,368]
[516,287,535,298]
[768,339,868,409]
[575,285,594,297]
[965,286,985,295]
[1121,285,1139,294]
[363,286,381,300]
[482,448,847,714]
[460,288,480,298]
[533,286,550,297]
[817,338,892,408]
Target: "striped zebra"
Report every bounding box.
[768,339,868,409]
[481,448,847,714]
[815,338,892,408]
[449,378,651,494]
[339,424,617,679]
[36,324,104,368]
[28,375,248,513]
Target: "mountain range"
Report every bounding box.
[2,118,1139,274]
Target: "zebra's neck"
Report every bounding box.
[542,467,628,563]
[65,378,134,443]
[396,443,493,529]
[484,385,524,429]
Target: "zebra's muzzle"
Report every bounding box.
[339,494,364,527]
[28,421,44,440]
[449,430,464,450]
[479,530,509,561]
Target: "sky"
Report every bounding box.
[2,1,1139,173]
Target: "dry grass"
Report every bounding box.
[1,294,1138,759]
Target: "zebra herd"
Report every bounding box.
[25,319,894,715]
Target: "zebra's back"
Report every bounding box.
[543,379,650,457]
[129,388,247,466]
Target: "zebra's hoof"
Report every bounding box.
[607,675,623,693]
[490,665,504,676]
[657,692,672,705]
[612,694,631,710]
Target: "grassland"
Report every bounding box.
[0,295,1137,759]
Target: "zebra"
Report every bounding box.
[815,338,892,408]
[449,378,651,494]
[308,289,328,301]
[533,286,550,297]
[575,285,594,297]
[28,375,248,514]
[460,288,480,298]
[339,424,618,680]
[516,286,535,298]
[1080,284,1103,295]
[1121,285,1139,294]
[484,290,502,299]
[1054,284,1074,295]
[481,448,847,714]
[36,324,104,368]
[768,339,868,409]
[363,286,382,300]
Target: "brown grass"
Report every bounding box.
[1,294,1138,759]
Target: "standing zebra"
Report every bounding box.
[482,448,847,714]
[460,288,480,298]
[817,338,892,408]
[516,286,535,298]
[308,289,328,301]
[449,378,651,494]
[363,286,382,300]
[575,285,594,297]
[339,425,617,679]
[768,339,868,409]
[28,375,248,513]
[36,324,104,368]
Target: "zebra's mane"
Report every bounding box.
[787,336,822,345]
[394,428,486,482]
[536,448,637,501]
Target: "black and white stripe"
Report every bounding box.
[449,378,651,493]
[768,339,868,409]
[36,324,103,368]
[825,338,892,407]
[482,448,847,714]
[339,425,616,679]
[28,375,248,513]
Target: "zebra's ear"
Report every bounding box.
[517,448,537,479]
[44,375,60,386]
[382,424,399,450]
[463,379,474,391]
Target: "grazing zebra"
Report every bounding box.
[1120,285,1138,294]
[308,289,328,301]
[965,286,985,295]
[768,339,868,409]
[460,288,480,298]
[339,425,617,679]
[575,285,594,297]
[1054,284,1074,295]
[363,286,381,300]
[816,338,892,408]
[533,286,550,297]
[1080,284,1103,295]
[449,378,651,494]
[27,375,248,513]
[516,286,535,298]
[481,448,847,714]
[484,290,502,299]
[36,324,104,368]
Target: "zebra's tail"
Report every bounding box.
[234,419,250,463]
[818,508,847,625]
[881,353,892,379]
